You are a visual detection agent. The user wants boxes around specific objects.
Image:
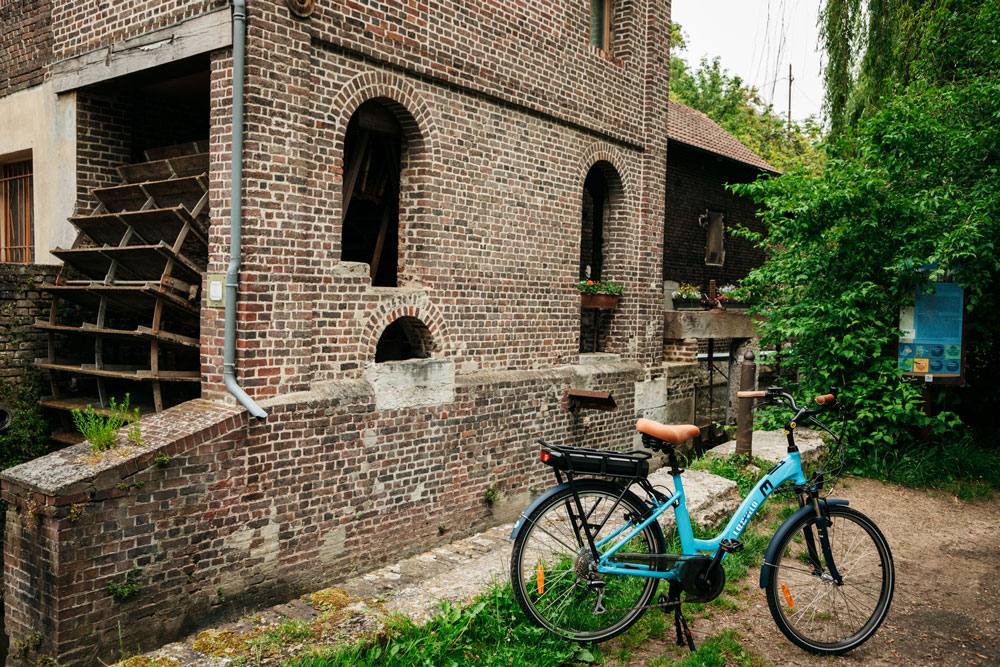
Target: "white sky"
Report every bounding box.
[671,0,826,124]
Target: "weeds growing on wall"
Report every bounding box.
[71,394,132,453]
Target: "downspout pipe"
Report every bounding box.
[223,0,267,419]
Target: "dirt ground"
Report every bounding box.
[629,477,1000,666]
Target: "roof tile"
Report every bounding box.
[667,100,778,173]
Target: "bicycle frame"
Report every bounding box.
[595,450,809,581]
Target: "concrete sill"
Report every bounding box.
[663,309,758,340]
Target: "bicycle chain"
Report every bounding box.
[595,594,682,615]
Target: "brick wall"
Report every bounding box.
[1,0,678,660]
[663,337,699,363]
[74,93,131,215]
[0,0,52,97]
[663,143,767,290]
[200,0,671,398]
[3,361,653,663]
[0,264,58,383]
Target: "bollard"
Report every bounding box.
[735,350,756,456]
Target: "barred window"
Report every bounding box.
[1,159,33,263]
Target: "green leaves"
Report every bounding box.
[732,1,1000,474]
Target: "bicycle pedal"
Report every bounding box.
[720,538,744,553]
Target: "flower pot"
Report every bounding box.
[581,293,620,309]
[673,297,702,310]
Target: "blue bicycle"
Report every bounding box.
[510,388,894,655]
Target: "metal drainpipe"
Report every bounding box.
[223,0,267,419]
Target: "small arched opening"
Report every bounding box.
[375,316,435,362]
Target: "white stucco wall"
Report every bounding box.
[0,83,77,264]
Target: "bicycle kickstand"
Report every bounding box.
[663,588,696,651]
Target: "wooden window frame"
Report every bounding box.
[0,158,34,264]
[591,0,612,52]
[700,209,726,267]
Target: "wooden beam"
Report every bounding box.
[341,131,369,221]
[50,9,232,93]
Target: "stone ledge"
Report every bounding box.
[664,309,760,339]
[707,428,828,467]
[0,399,246,499]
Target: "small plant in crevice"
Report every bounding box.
[108,566,142,602]
[217,587,226,603]
[483,484,499,507]
[72,394,132,453]
[126,408,144,446]
[67,503,85,523]
[23,496,39,522]
[153,450,171,468]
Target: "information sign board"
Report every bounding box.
[898,283,965,385]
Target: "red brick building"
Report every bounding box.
[0,0,692,662]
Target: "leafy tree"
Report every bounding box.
[734,0,1000,480]
[669,23,824,173]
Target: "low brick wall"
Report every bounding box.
[0,264,58,383]
[1,361,695,664]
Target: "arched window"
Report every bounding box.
[341,100,404,287]
[579,161,623,354]
[580,167,609,281]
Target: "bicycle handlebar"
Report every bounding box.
[740,386,842,422]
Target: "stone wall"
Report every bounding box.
[0,264,58,383]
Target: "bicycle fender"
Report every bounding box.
[508,479,636,541]
[758,499,849,589]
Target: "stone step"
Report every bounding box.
[707,428,828,466]
[642,467,741,529]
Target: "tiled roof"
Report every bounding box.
[667,100,779,173]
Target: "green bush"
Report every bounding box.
[0,374,54,471]
[731,1,1000,490]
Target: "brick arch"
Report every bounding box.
[361,295,452,362]
[329,72,441,285]
[331,71,441,174]
[577,143,634,204]
[576,144,635,355]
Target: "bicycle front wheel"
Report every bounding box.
[766,505,894,655]
[510,480,665,643]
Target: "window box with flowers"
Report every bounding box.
[671,282,703,310]
[717,283,749,310]
[578,278,624,309]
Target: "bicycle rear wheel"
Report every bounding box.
[766,505,894,655]
[510,480,665,643]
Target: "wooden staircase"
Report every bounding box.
[36,141,209,444]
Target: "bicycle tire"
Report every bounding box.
[510,480,665,643]
[765,505,894,655]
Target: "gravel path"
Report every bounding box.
[628,477,1000,666]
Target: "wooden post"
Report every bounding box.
[735,350,756,456]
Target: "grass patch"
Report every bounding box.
[850,433,1000,501]
[292,582,586,667]
[687,454,773,497]
[650,628,770,667]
